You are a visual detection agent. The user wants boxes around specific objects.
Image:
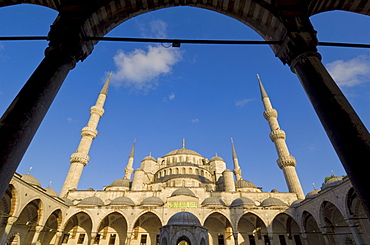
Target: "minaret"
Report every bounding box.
[60,73,112,197]
[231,138,242,180]
[124,138,136,179]
[257,75,305,199]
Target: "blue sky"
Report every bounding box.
[0,4,369,195]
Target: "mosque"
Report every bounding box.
[0,75,369,245]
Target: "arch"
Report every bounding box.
[38,209,62,245]
[236,212,268,245]
[272,213,302,245]
[132,211,162,245]
[61,211,93,245]
[203,212,233,245]
[0,184,17,236]
[96,212,128,245]
[177,235,191,245]
[302,210,325,245]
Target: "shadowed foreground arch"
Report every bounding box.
[0,0,370,221]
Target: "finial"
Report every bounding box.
[27,167,32,175]
[149,152,152,157]
[215,152,218,157]
[331,170,336,177]
[48,181,52,188]
[100,72,112,95]
[257,74,268,99]
[313,183,316,190]
[182,138,185,148]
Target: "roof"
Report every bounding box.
[140,196,164,206]
[109,178,131,187]
[235,179,257,188]
[21,174,41,187]
[171,188,196,197]
[109,196,135,206]
[201,197,225,206]
[44,187,58,197]
[167,212,201,226]
[165,148,202,157]
[78,196,105,206]
[260,197,287,207]
[230,197,256,207]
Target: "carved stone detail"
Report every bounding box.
[263,109,277,120]
[277,156,296,169]
[81,127,98,138]
[70,153,90,165]
[90,106,104,117]
[269,129,286,141]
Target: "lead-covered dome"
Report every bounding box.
[165,148,202,157]
[322,177,343,189]
[171,188,196,197]
[260,197,288,207]
[235,179,257,188]
[306,189,320,199]
[109,196,135,206]
[109,178,131,187]
[140,196,164,206]
[44,187,58,197]
[230,197,256,207]
[201,197,225,206]
[78,196,105,206]
[21,174,41,187]
[167,212,201,226]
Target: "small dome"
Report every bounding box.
[140,196,164,206]
[322,177,343,189]
[230,197,256,207]
[271,189,279,193]
[109,196,135,206]
[260,197,288,207]
[142,155,156,161]
[290,199,304,207]
[165,148,202,157]
[109,178,131,187]
[171,188,196,197]
[21,174,41,187]
[201,197,225,206]
[78,196,104,206]
[44,187,58,197]
[60,198,74,206]
[235,180,257,188]
[305,189,320,199]
[167,212,201,226]
[210,156,224,162]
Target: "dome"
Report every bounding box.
[165,148,202,157]
[210,156,224,162]
[230,197,256,207]
[322,177,343,189]
[78,196,105,206]
[201,197,225,206]
[235,180,257,188]
[167,212,201,226]
[109,196,135,206]
[140,196,164,206]
[109,178,131,187]
[44,187,58,197]
[171,188,196,197]
[60,198,74,206]
[305,189,320,199]
[21,174,41,187]
[260,197,288,207]
[290,199,303,207]
[142,155,156,161]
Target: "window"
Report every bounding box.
[218,234,224,245]
[61,234,69,244]
[248,235,256,245]
[109,234,116,245]
[156,234,160,245]
[278,235,287,245]
[293,235,302,245]
[77,234,85,244]
[140,234,147,245]
[94,234,101,244]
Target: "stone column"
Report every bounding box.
[0,21,93,199]
[274,17,370,219]
[31,225,43,245]
[0,217,17,244]
[53,231,63,245]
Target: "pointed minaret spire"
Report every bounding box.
[231,138,242,180]
[258,75,305,199]
[124,138,136,180]
[60,75,111,197]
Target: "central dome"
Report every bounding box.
[165,147,202,157]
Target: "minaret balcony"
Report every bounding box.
[263,109,277,120]
[277,156,296,169]
[81,127,98,138]
[70,153,90,165]
[269,129,286,141]
[90,106,105,117]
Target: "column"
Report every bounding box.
[0,217,17,244]
[274,17,370,219]
[31,225,43,245]
[0,21,93,199]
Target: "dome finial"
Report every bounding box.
[27,167,32,175]
[182,138,185,148]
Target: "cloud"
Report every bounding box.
[191,119,200,123]
[110,20,182,91]
[163,92,175,102]
[326,55,370,87]
[235,98,255,107]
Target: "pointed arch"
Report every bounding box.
[132,211,162,245]
[236,212,268,245]
[61,211,93,245]
[302,210,325,244]
[272,213,302,245]
[96,211,128,245]
[38,209,62,245]
[203,212,234,245]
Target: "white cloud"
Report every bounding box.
[235,98,254,107]
[326,55,370,87]
[163,92,175,102]
[110,20,182,91]
[191,119,200,123]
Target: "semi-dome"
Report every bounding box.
[171,188,196,197]
[305,189,320,199]
[260,197,288,207]
[322,177,343,189]
[78,196,105,206]
[21,174,41,187]
[235,179,257,188]
[140,196,164,206]
[230,197,256,207]
[44,187,58,197]
[109,196,135,206]
[109,178,131,187]
[165,148,202,157]
[167,212,201,226]
[201,197,225,206]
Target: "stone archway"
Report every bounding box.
[38,209,62,245]
[204,212,234,245]
[236,212,268,245]
[132,212,162,245]
[272,213,302,245]
[302,211,325,245]
[96,212,128,245]
[61,212,93,245]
